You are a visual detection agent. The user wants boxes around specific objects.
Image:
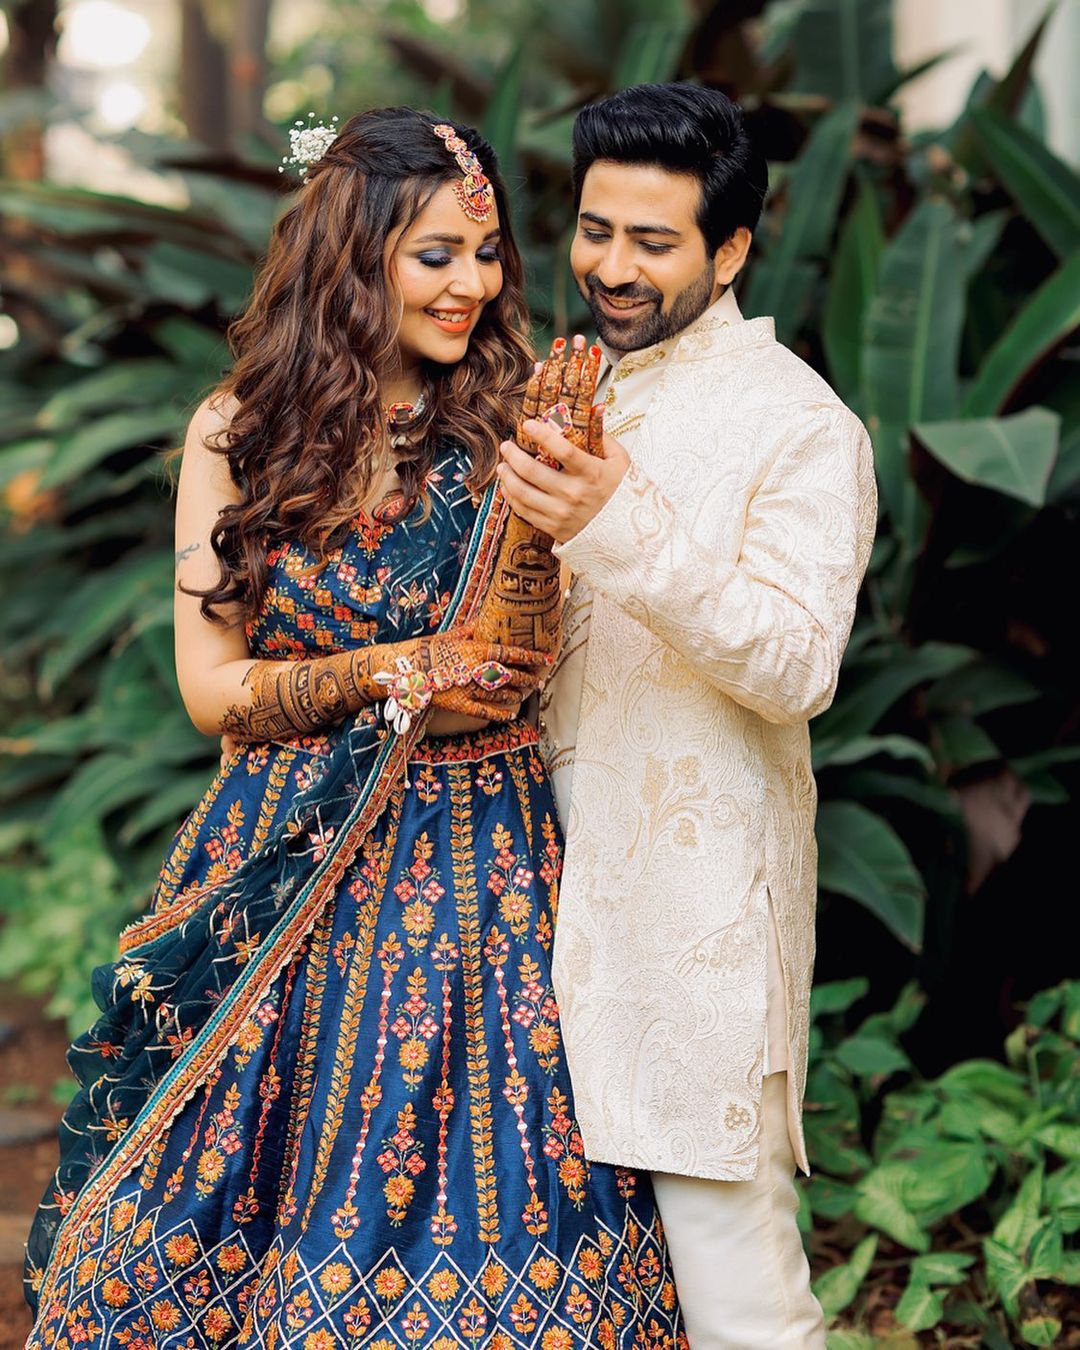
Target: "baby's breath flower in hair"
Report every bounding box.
[279,113,339,182]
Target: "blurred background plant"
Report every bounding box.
[0,0,1078,1341]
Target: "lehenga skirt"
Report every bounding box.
[27,722,686,1349]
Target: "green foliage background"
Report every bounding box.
[1,0,1078,1341]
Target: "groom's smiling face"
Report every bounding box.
[571,160,721,355]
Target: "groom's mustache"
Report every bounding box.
[584,274,663,307]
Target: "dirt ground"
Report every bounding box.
[0,989,70,1350]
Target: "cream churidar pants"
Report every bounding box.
[651,1073,826,1349]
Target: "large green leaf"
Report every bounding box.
[40,407,185,489]
[140,242,253,312]
[37,360,189,431]
[812,733,934,773]
[903,1141,996,1224]
[914,407,1060,507]
[810,977,870,1018]
[1047,420,1080,502]
[816,801,926,949]
[0,180,233,249]
[856,1164,930,1250]
[837,761,966,815]
[119,769,210,846]
[483,44,523,185]
[743,101,860,344]
[613,17,690,89]
[895,1276,945,1332]
[948,7,1058,171]
[995,1166,1046,1257]
[863,199,966,524]
[962,251,1080,416]
[926,661,1041,717]
[969,106,1080,261]
[823,178,884,401]
[812,1233,879,1320]
[834,1031,911,1078]
[789,0,896,104]
[39,552,174,695]
[43,751,182,840]
[152,317,229,372]
[813,641,974,742]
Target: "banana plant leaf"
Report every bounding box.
[483,43,523,186]
[37,360,191,431]
[140,242,254,312]
[969,107,1080,262]
[1047,423,1080,503]
[914,407,1060,508]
[862,199,966,528]
[812,733,935,773]
[39,406,186,489]
[814,641,974,743]
[0,181,235,250]
[39,551,174,695]
[823,177,884,402]
[948,6,1058,171]
[961,251,1080,417]
[817,802,926,951]
[742,101,860,345]
[926,661,1041,717]
[788,0,897,105]
[613,17,691,89]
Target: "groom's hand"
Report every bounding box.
[497,419,630,544]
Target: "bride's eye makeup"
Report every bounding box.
[416,247,502,269]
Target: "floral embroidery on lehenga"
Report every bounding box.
[25,447,686,1349]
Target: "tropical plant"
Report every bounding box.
[0,0,1075,1080]
[0,167,281,1026]
[803,978,1080,1345]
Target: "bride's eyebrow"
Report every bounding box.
[412,229,503,245]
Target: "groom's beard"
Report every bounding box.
[580,261,716,353]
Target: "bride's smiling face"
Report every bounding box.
[388,181,504,371]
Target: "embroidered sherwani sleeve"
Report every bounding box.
[557,404,877,725]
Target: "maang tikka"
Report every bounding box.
[432,123,495,224]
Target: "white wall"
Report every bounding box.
[894,0,1079,165]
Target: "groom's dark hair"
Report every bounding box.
[571,83,768,255]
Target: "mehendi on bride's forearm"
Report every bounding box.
[217,633,539,742]
[473,337,602,656]
[473,511,563,654]
[219,648,383,741]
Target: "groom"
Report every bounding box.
[496,83,877,1346]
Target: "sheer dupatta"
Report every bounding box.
[26,484,509,1314]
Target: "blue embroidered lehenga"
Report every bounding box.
[25,446,686,1349]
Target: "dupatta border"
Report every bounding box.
[34,485,508,1311]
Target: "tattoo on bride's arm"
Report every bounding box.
[175,542,201,567]
[218,651,382,742]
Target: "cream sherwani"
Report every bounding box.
[541,289,877,1185]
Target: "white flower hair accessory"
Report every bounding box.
[279,113,340,182]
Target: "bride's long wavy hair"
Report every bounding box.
[196,106,533,622]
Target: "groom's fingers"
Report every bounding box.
[499,438,567,490]
[497,457,559,534]
[518,419,589,473]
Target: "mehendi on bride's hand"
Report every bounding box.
[473,335,604,655]
[219,630,547,741]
